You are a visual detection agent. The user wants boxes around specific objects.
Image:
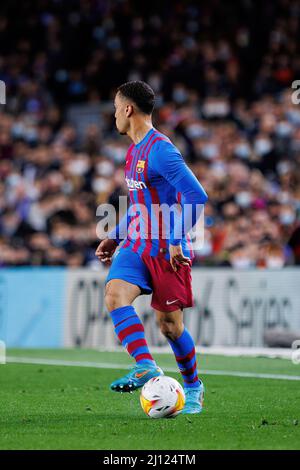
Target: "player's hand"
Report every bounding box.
[95,238,118,265]
[169,244,191,272]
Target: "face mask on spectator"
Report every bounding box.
[24,127,38,144]
[113,147,127,164]
[197,239,213,257]
[211,161,226,177]
[234,143,251,159]
[275,121,292,137]
[186,124,206,139]
[279,211,295,225]
[286,109,300,126]
[277,161,292,175]
[92,177,111,193]
[254,138,272,156]
[52,235,68,247]
[172,87,188,104]
[235,191,252,208]
[96,161,114,176]
[68,160,89,176]
[6,173,22,187]
[203,100,230,118]
[202,143,219,160]
[11,122,25,139]
[266,257,285,268]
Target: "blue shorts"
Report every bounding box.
[106,245,153,295]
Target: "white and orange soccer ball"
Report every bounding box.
[140,376,185,418]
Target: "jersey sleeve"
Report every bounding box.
[149,140,208,245]
[108,210,130,245]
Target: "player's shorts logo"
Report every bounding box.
[166,299,179,305]
[136,160,145,173]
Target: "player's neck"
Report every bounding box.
[127,119,153,145]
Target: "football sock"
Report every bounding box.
[110,305,156,366]
[168,328,201,389]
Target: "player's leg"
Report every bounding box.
[105,279,156,366]
[155,308,204,414]
[105,247,163,392]
[141,253,204,413]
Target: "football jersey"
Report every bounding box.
[110,128,208,259]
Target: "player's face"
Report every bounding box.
[114,93,131,135]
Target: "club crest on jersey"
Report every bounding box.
[136,160,145,173]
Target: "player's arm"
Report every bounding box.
[108,210,131,245]
[149,140,208,270]
[168,176,207,270]
[95,211,130,263]
[173,172,208,243]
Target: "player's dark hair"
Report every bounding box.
[117,81,155,115]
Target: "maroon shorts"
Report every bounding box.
[107,245,194,312]
[141,252,194,312]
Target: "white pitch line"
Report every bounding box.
[5,356,300,381]
[98,346,294,360]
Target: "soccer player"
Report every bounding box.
[95,81,208,414]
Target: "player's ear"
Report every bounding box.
[125,104,134,118]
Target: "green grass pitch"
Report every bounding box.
[0,349,300,450]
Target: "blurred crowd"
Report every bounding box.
[0,0,300,268]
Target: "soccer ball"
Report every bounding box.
[140,376,185,418]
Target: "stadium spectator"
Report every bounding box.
[0,0,299,267]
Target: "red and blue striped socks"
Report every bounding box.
[168,328,200,389]
[110,306,156,365]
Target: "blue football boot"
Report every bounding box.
[110,363,164,392]
[182,380,205,414]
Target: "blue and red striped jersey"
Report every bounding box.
[110,128,208,259]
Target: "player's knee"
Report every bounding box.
[159,318,183,341]
[105,286,123,312]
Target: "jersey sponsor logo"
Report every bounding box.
[136,160,145,173]
[125,176,147,190]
